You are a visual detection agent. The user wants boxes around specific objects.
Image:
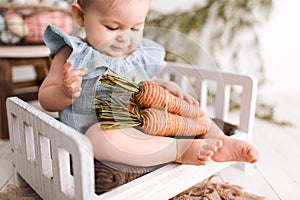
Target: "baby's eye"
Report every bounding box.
[131,27,142,31]
[105,26,119,31]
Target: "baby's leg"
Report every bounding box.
[85,123,179,167]
[86,123,223,166]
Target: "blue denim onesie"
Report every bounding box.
[44,25,166,133]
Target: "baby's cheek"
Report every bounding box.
[131,32,143,47]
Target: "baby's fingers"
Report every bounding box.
[183,94,199,105]
[64,85,82,99]
[62,62,87,98]
[63,61,72,73]
[171,89,184,99]
[65,68,87,78]
[74,67,88,77]
[64,67,87,79]
[64,76,83,87]
[63,62,87,77]
[63,76,82,98]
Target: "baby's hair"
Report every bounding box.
[77,0,90,9]
[77,0,133,11]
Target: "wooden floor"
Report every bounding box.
[1,93,299,199]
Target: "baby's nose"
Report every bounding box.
[116,30,131,42]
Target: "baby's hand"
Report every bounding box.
[160,80,199,105]
[62,62,87,98]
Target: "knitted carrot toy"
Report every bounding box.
[94,69,210,137]
[94,97,210,137]
[100,70,205,118]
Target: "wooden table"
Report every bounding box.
[0,46,50,139]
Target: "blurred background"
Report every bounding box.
[151,0,300,94]
[1,0,300,199]
[149,0,300,126]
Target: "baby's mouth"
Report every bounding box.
[111,45,129,50]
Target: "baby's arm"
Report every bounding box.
[85,123,214,167]
[38,46,87,112]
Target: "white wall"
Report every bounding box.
[260,0,300,94]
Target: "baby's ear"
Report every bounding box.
[71,3,85,27]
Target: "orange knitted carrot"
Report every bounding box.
[93,97,211,137]
[101,70,205,118]
[134,81,204,118]
[140,108,210,136]
[95,70,210,136]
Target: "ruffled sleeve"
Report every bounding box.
[44,25,108,78]
[44,25,79,59]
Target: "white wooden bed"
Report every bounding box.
[6,62,257,200]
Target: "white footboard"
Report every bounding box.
[6,97,95,200]
[6,62,257,200]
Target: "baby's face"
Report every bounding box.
[83,0,151,58]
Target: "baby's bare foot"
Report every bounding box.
[211,136,259,163]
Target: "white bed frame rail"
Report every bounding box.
[6,62,257,200]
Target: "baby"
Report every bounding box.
[39,0,259,168]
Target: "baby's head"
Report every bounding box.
[77,0,117,11]
[71,0,151,58]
